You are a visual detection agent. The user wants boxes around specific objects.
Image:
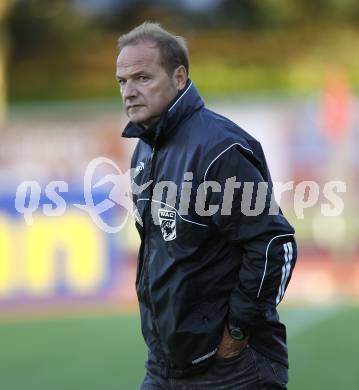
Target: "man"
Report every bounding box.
[117,22,297,389]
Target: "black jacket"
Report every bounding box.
[122,80,297,379]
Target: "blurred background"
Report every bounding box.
[0,0,358,389]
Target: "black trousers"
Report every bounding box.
[140,345,288,389]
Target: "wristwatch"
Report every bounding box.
[228,324,247,341]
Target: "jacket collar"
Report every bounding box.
[121,79,204,146]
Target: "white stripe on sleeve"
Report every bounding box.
[276,242,293,305]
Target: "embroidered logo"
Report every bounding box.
[158,208,176,241]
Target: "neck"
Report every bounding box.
[141,116,160,129]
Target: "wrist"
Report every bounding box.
[227,316,249,341]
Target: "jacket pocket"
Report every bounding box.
[214,344,250,366]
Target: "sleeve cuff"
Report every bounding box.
[227,311,250,335]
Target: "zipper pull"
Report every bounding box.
[150,148,155,160]
[150,144,157,160]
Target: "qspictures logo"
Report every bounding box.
[14,157,346,234]
[14,157,150,234]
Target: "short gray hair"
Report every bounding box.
[117,22,189,76]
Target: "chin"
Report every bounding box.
[132,118,150,127]
[129,114,145,123]
[130,114,158,128]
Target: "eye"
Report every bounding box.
[117,78,126,87]
[138,75,149,82]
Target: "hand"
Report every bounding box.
[216,325,249,358]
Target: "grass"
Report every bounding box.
[286,305,359,389]
[9,27,359,102]
[0,304,358,389]
[0,313,146,390]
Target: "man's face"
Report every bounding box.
[116,42,179,128]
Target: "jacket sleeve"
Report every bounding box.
[204,143,297,332]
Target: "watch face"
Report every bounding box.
[230,328,245,341]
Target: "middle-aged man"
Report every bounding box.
[117,22,297,389]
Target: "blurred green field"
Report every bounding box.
[0,305,357,390]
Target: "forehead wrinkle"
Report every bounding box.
[116,63,150,79]
[116,43,161,75]
[117,55,155,67]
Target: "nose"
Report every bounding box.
[121,80,138,100]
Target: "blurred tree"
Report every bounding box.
[4,0,359,102]
[8,0,93,61]
[217,0,263,29]
[0,0,14,122]
[87,0,176,32]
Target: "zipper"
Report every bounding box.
[137,144,157,292]
[138,142,167,359]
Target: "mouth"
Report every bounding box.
[127,105,143,110]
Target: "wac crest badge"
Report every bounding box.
[158,208,176,241]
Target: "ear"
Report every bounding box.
[173,65,188,91]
